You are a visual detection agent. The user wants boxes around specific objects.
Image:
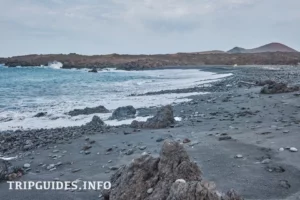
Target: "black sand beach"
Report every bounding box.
[1,65,300,200]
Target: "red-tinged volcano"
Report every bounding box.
[228,42,298,53]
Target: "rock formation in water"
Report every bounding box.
[109,106,136,120]
[67,106,109,116]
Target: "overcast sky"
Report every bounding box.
[0,0,299,57]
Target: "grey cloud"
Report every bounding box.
[0,0,299,56]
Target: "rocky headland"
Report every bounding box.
[1,52,300,70]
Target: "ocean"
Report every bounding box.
[0,64,232,130]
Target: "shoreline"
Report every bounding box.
[2,52,300,70]
[1,66,300,199]
[0,67,232,131]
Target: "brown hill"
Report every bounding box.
[228,42,298,54]
[2,52,300,70]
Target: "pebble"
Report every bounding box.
[235,154,243,159]
[82,145,92,151]
[175,179,186,183]
[219,136,232,141]
[138,146,147,151]
[261,159,271,164]
[109,166,119,171]
[124,131,131,135]
[279,180,291,189]
[147,188,153,194]
[290,147,298,152]
[47,164,56,170]
[156,138,164,142]
[89,140,95,144]
[23,163,31,168]
[49,167,57,171]
[126,149,134,155]
[283,130,290,134]
[183,138,191,143]
[71,168,82,173]
[279,148,285,152]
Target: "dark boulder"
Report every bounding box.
[67,106,109,116]
[260,82,299,94]
[33,112,47,118]
[130,105,175,129]
[109,106,136,120]
[0,161,7,181]
[85,116,105,127]
[88,68,98,73]
[103,140,243,200]
[256,80,276,86]
[0,161,24,181]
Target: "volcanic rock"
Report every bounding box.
[260,82,299,94]
[130,105,175,129]
[68,106,109,116]
[109,106,136,120]
[33,112,47,118]
[85,116,105,128]
[103,140,243,200]
[88,68,98,73]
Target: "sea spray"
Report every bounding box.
[47,61,63,69]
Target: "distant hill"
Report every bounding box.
[227,47,247,54]
[228,43,298,54]
[194,50,226,54]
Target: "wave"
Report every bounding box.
[47,61,63,69]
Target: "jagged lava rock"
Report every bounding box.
[131,105,175,129]
[260,82,299,94]
[109,106,136,120]
[68,105,109,116]
[103,140,243,200]
[85,116,105,127]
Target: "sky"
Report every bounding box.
[0,0,299,57]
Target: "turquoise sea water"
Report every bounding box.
[0,65,152,111]
[0,64,231,130]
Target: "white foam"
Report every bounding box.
[47,61,63,69]
[0,69,232,131]
[105,116,150,126]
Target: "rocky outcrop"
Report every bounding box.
[67,106,109,116]
[33,112,47,117]
[131,105,175,129]
[256,80,276,86]
[260,82,300,94]
[3,52,300,70]
[103,140,243,200]
[88,68,98,73]
[109,106,136,120]
[85,116,105,128]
